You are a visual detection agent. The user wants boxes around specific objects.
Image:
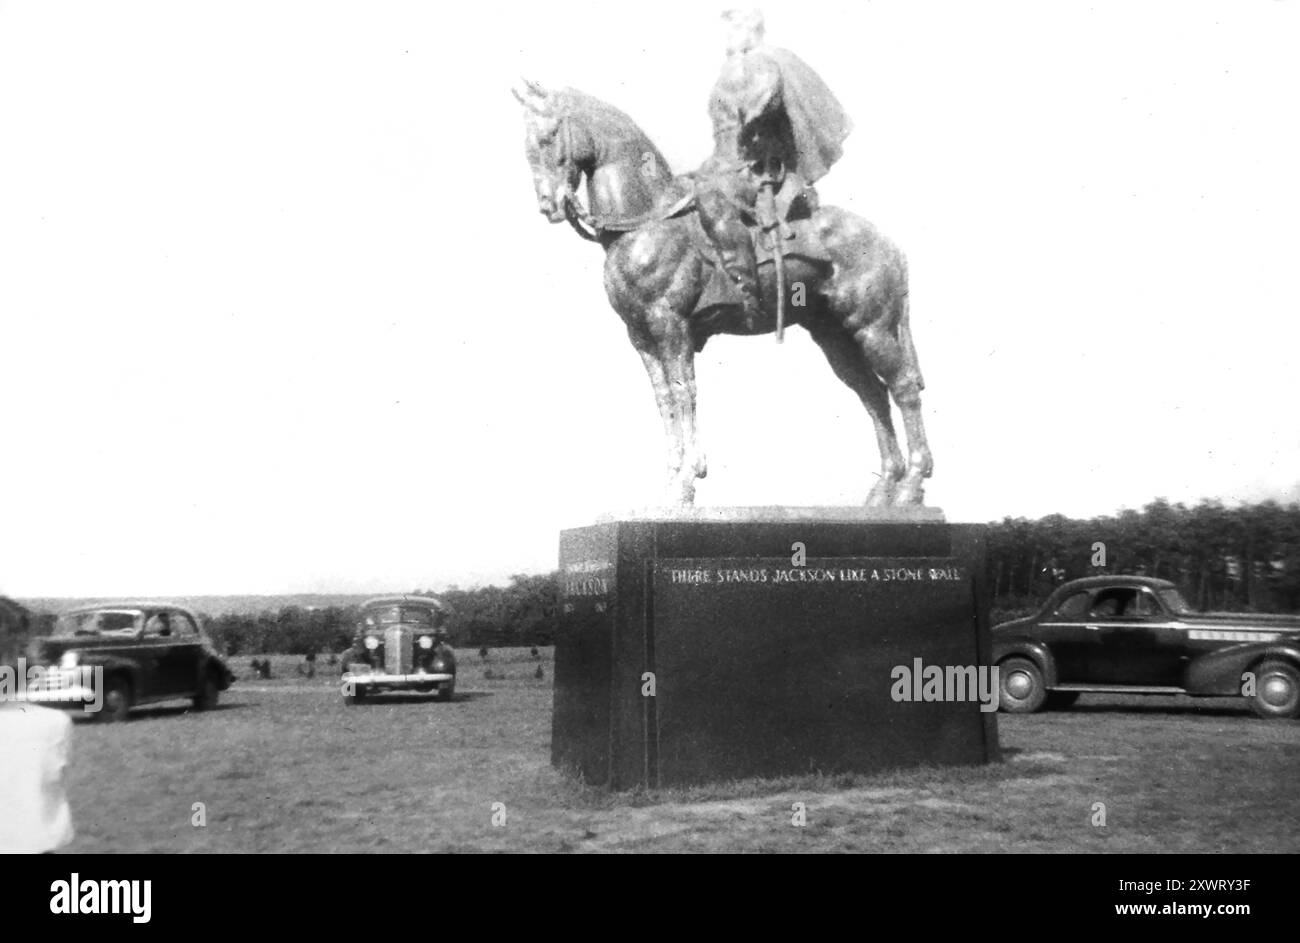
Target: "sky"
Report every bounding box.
[2,0,1298,597]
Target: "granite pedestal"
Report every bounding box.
[552,509,999,789]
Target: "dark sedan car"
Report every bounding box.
[992,576,1300,718]
[18,603,235,722]
[340,595,456,704]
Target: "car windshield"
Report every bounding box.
[52,610,143,638]
[400,607,439,626]
[363,605,440,627]
[1158,588,1194,615]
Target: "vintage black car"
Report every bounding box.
[993,576,1300,718]
[340,595,456,704]
[20,603,236,722]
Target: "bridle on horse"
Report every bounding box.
[550,111,602,243]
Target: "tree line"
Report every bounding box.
[8,498,1300,655]
[203,572,561,655]
[990,498,1300,616]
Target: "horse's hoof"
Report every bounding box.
[892,480,926,506]
[664,480,696,507]
[865,480,896,508]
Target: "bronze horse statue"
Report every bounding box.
[514,80,933,507]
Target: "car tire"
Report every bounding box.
[1044,690,1080,710]
[1250,660,1300,720]
[192,672,220,712]
[96,677,132,723]
[998,657,1047,713]
[436,678,455,702]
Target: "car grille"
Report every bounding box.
[384,626,413,675]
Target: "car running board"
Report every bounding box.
[1051,684,1188,695]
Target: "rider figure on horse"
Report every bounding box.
[696,7,853,324]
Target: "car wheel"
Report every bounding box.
[998,657,1047,713]
[96,677,132,723]
[192,672,220,711]
[436,678,455,702]
[1250,660,1300,719]
[1045,690,1080,710]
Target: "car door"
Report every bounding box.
[1035,589,1099,683]
[141,610,188,697]
[1106,588,1188,686]
[1088,587,1185,685]
[91,610,161,698]
[166,611,204,695]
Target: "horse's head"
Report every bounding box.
[513,79,580,224]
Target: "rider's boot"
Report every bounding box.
[716,223,763,327]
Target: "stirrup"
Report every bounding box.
[735,282,763,322]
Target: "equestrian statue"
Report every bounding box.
[514,7,933,507]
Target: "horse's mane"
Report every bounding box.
[551,87,671,172]
[550,86,635,127]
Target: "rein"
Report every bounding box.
[555,113,601,242]
[554,113,694,242]
[564,193,602,242]
[543,109,691,253]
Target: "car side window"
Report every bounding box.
[96,612,142,635]
[172,612,199,637]
[1134,591,1165,617]
[1089,588,1138,618]
[143,613,173,638]
[1054,592,1091,618]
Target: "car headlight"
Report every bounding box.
[363,636,379,651]
[418,635,433,650]
[59,651,79,669]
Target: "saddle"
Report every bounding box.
[591,175,832,318]
[690,176,832,317]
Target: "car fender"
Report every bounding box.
[992,639,1059,687]
[340,645,367,673]
[81,654,145,698]
[435,643,457,672]
[1185,641,1300,696]
[200,653,236,691]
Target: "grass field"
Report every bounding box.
[56,647,1300,853]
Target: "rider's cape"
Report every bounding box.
[765,46,851,183]
[718,45,852,184]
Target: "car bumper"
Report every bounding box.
[342,671,454,687]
